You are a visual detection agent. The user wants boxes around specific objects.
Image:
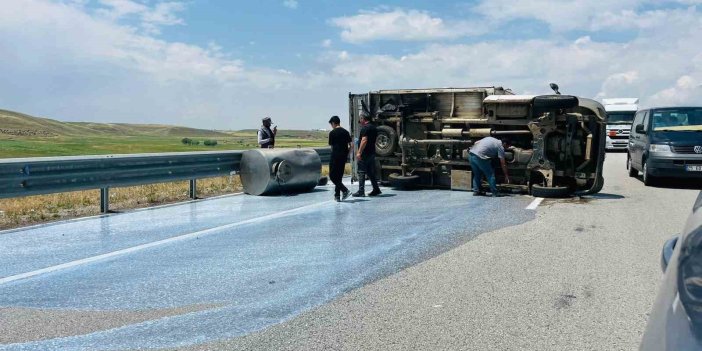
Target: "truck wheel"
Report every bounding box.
[389,173,420,189]
[531,184,573,198]
[627,157,638,177]
[643,160,658,186]
[375,125,398,157]
[584,175,605,195]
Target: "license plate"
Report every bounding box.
[686,165,702,172]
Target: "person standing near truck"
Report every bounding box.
[327,116,352,202]
[353,113,382,197]
[258,116,277,148]
[469,137,511,197]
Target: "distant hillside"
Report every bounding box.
[0,109,229,137]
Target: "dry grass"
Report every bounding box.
[0,176,242,230]
[0,165,341,230]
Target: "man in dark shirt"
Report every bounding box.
[353,113,382,197]
[327,116,352,202]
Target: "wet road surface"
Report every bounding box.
[0,180,534,350]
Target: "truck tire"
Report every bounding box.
[375,125,397,157]
[627,157,638,177]
[389,173,420,189]
[531,184,573,198]
[585,175,605,195]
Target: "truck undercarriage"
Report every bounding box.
[349,87,607,197]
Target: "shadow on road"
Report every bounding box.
[588,193,625,200]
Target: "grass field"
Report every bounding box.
[0,132,327,158]
[0,109,330,229]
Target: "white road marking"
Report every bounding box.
[526,197,544,210]
[0,200,331,286]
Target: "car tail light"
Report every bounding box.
[678,225,702,328]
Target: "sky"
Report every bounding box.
[1,0,701,130]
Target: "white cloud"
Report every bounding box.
[1,0,702,131]
[596,71,640,100]
[97,0,186,34]
[473,0,642,32]
[472,0,702,32]
[330,9,486,43]
[283,0,298,9]
[321,39,332,48]
[323,6,702,108]
[649,76,702,106]
[0,0,309,129]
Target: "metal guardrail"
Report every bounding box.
[0,147,331,212]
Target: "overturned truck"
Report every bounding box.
[349,87,606,197]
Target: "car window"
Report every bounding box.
[651,108,702,131]
[632,111,644,134]
[643,111,650,132]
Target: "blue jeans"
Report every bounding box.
[469,153,497,194]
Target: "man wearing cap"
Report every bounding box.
[469,136,511,197]
[258,117,277,148]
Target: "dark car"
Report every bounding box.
[627,107,702,186]
[640,192,702,350]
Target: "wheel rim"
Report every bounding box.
[376,134,389,149]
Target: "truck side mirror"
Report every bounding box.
[635,124,645,134]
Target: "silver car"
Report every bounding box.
[641,192,702,350]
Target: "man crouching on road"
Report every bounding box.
[328,115,352,202]
[469,136,510,197]
[353,112,382,197]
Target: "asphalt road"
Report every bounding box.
[0,174,533,350]
[0,152,699,350]
[186,153,701,351]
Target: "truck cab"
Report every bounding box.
[603,98,638,151]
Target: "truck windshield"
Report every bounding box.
[607,111,636,124]
[652,108,702,132]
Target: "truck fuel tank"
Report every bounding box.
[239,148,321,196]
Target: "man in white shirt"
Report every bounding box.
[469,137,510,197]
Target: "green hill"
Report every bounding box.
[0,109,228,137]
[0,109,327,158]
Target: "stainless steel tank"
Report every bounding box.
[239,148,321,196]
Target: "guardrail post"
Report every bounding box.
[100,187,110,213]
[189,179,197,199]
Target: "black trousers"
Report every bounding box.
[357,154,380,193]
[329,156,348,196]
